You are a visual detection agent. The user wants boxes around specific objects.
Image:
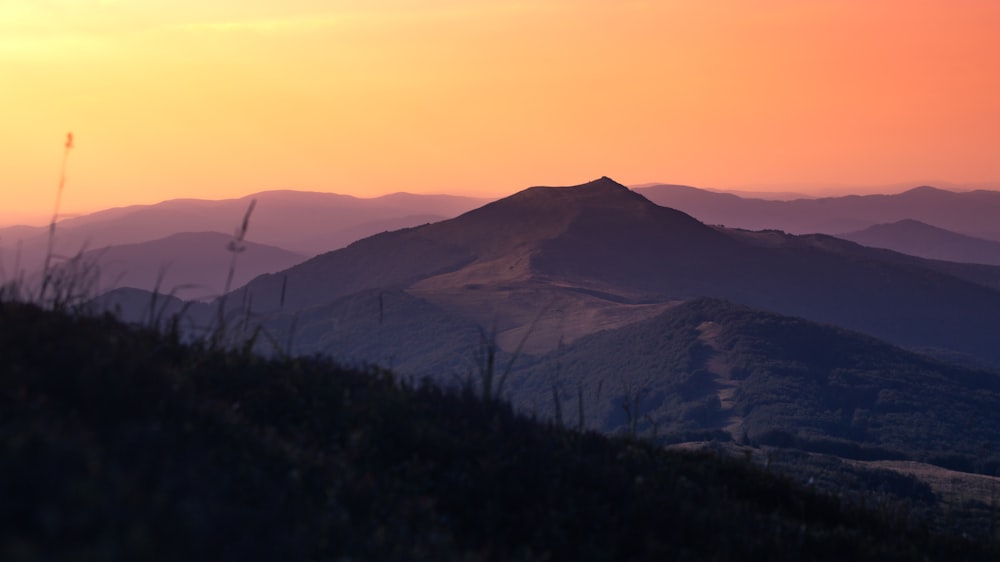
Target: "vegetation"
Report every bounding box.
[3,300,1000,560]
[700,299,1000,468]
[515,299,1000,473]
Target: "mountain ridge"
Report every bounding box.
[636,183,1000,239]
[0,190,491,275]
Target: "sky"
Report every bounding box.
[2,0,999,225]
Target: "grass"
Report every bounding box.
[37,132,74,307]
[0,132,265,348]
[0,133,104,314]
[3,299,1000,560]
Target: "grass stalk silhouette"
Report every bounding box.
[0,240,25,302]
[211,199,257,348]
[0,132,98,312]
[472,302,552,403]
[38,132,74,307]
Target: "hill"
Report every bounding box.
[838,219,1000,265]
[636,184,1000,240]
[70,231,307,300]
[512,298,1000,471]
[2,299,998,560]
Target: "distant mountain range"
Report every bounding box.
[0,190,489,271]
[0,190,489,296]
[12,183,1000,300]
[636,184,1000,241]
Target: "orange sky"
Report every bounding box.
[2,0,999,225]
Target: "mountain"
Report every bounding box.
[71,232,307,300]
[636,184,1000,240]
[0,190,490,275]
[838,219,1000,266]
[228,177,1000,366]
[230,178,702,353]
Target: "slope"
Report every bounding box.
[511,299,1000,469]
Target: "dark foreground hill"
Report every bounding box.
[3,302,998,561]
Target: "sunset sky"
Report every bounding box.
[2,0,999,225]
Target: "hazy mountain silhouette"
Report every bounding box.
[838,220,1000,266]
[0,190,489,276]
[72,232,306,300]
[637,184,1000,240]
[227,177,1000,366]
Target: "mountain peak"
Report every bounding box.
[887,218,936,229]
[565,176,633,195]
[583,175,628,188]
[510,176,643,208]
[446,176,655,234]
[899,185,953,197]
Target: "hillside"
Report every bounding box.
[513,299,1000,471]
[838,219,1000,265]
[2,299,998,560]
